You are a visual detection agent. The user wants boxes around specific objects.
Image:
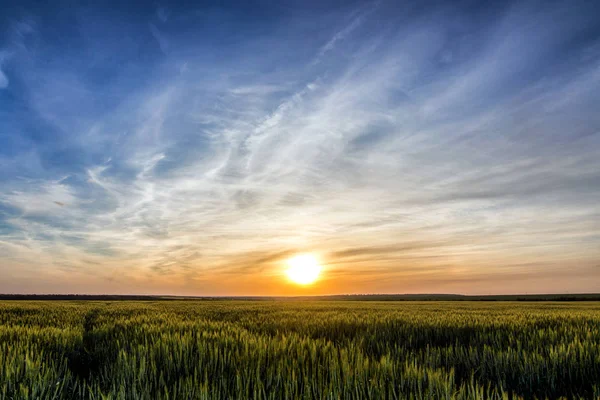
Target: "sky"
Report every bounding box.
[0,0,599,296]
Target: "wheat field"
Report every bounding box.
[1,301,599,399]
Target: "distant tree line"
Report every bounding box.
[1,293,599,301]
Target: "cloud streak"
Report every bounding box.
[0,52,9,89]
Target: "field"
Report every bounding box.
[1,301,600,399]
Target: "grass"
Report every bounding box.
[1,300,599,399]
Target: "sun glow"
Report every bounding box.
[285,254,322,285]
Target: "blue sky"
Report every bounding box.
[1,0,599,295]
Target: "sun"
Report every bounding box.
[285,254,322,285]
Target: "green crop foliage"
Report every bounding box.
[1,301,599,399]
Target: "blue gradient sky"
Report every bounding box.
[1,0,599,295]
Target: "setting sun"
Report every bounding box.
[285,254,322,285]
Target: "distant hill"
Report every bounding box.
[288,293,600,301]
[1,293,599,301]
[0,294,164,301]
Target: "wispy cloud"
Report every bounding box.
[149,23,169,54]
[156,6,169,23]
[0,51,10,89]
[312,2,379,65]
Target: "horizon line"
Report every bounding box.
[1,292,599,299]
